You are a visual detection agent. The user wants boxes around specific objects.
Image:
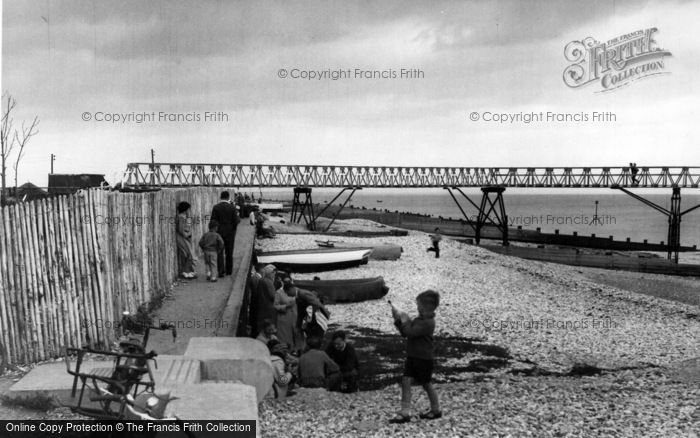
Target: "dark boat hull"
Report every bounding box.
[294,277,389,304]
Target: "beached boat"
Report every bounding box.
[252,202,285,212]
[294,276,389,304]
[278,229,409,238]
[315,240,402,260]
[256,247,372,272]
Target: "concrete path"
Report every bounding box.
[146,223,255,355]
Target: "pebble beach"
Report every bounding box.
[257,218,700,437]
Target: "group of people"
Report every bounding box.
[177,191,443,422]
[251,266,443,423]
[175,191,241,281]
[249,265,360,398]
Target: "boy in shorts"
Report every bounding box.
[389,290,442,423]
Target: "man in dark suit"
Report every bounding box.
[210,191,240,276]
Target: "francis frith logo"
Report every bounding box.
[563,28,671,92]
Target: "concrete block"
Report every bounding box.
[184,337,273,403]
[166,382,258,421]
[153,356,201,389]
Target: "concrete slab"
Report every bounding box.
[9,360,108,404]
[184,337,273,403]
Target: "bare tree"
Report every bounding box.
[13,117,40,191]
[0,92,40,205]
[0,93,16,205]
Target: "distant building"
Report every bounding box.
[48,174,108,195]
[0,182,49,204]
[16,182,49,201]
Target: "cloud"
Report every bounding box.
[3,0,699,188]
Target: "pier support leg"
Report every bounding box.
[312,186,361,232]
[445,186,508,246]
[611,185,700,264]
[668,188,681,264]
[476,187,509,246]
[290,187,316,230]
[444,187,478,235]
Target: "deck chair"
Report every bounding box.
[64,345,157,419]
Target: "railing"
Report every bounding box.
[123,164,700,188]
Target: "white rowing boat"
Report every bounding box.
[256,247,372,272]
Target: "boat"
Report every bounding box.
[256,247,373,272]
[294,277,389,304]
[341,229,408,237]
[315,240,402,260]
[278,229,409,238]
[251,202,285,212]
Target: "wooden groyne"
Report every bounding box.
[314,205,697,252]
[480,245,700,277]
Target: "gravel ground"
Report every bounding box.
[260,369,699,437]
[260,230,700,373]
[2,218,698,435]
[258,220,700,437]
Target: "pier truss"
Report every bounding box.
[124,163,700,188]
[123,163,700,262]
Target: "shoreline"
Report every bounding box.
[263,200,699,252]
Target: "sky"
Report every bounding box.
[2,0,699,187]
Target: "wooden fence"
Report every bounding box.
[0,187,236,366]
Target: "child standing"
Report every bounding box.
[198,220,225,282]
[389,290,442,423]
[427,228,442,258]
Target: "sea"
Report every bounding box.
[250,188,700,248]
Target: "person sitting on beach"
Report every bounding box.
[267,340,295,399]
[325,330,360,393]
[256,319,279,345]
[298,336,340,390]
[255,211,276,239]
[427,228,442,258]
[388,290,442,423]
[198,220,225,282]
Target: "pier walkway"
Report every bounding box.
[124,163,700,188]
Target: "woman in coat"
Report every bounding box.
[274,279,305,353]
[254,264,278,336]
[176,201,197,279]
